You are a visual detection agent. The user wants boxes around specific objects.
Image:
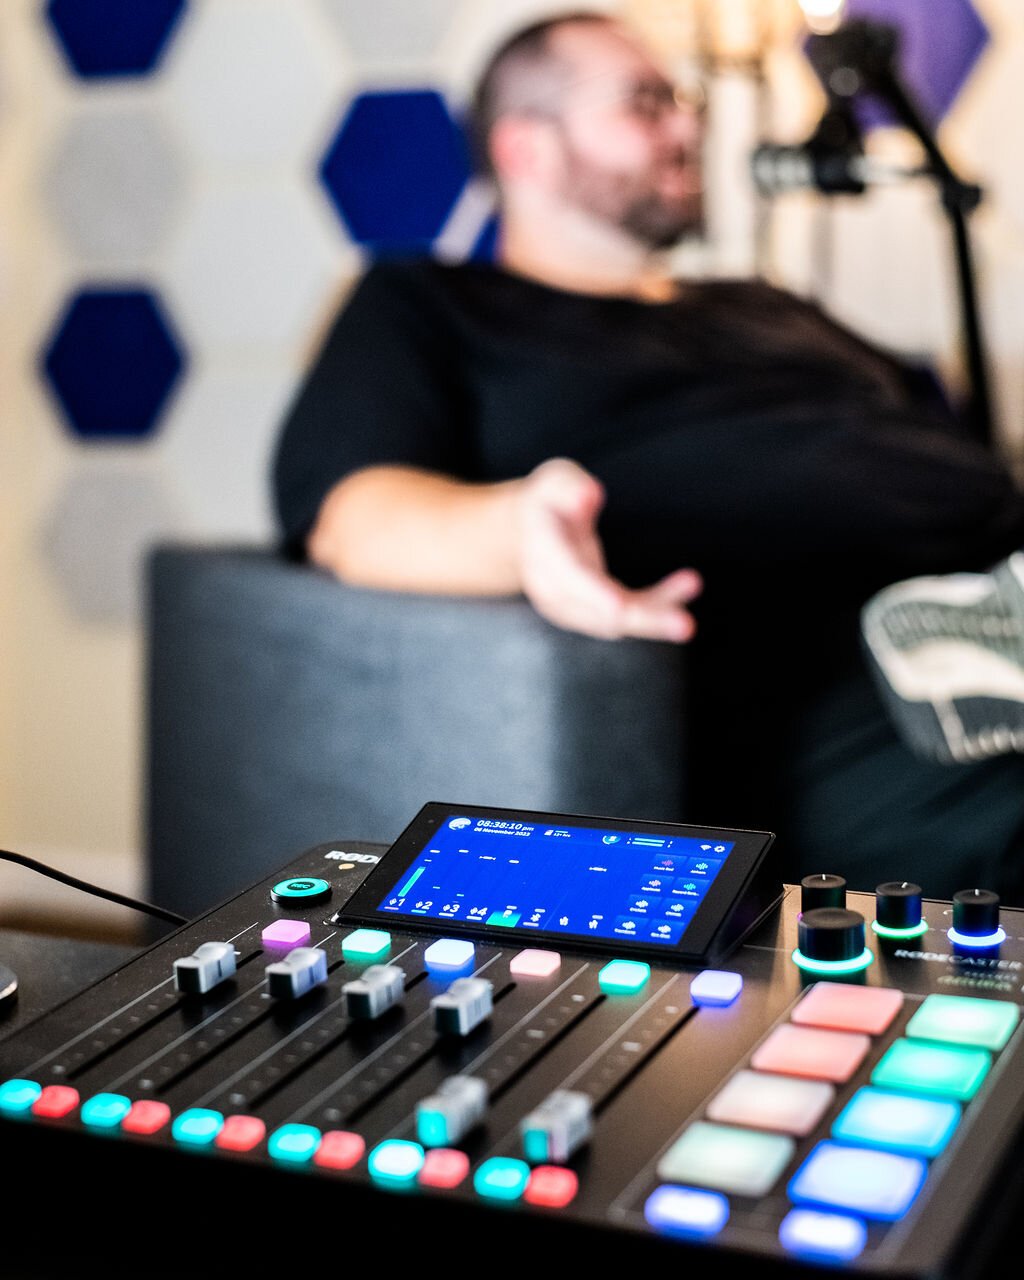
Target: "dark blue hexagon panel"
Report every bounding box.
[319,90,471,256]
[45,0,187,78]
[41,289,187,440]
[839,0,989,129]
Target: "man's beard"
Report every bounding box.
[559,139,704,249]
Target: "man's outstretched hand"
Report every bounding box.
[517,457,701,642]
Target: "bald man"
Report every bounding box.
[273,11,1024,897]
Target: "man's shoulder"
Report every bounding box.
[355,255,498,304]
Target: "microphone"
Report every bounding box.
[751,141,865,197]
[751,141,928,198]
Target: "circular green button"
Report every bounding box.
[271,877,331,904]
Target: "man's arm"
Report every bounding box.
[307,457,701,643]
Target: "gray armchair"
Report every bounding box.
[145,545,688,919]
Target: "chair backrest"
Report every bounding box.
[145,544,688,917]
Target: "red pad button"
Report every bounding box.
[752,1024,870,1082]
[525,1165,579,1208]
[313,1130,365,1171]
[418,1147,470,1189]
[122,1100,172,1135]
[31,1085,79,1119]
[215,1114,266,1152]
[793,983,903,1035]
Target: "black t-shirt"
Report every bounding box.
[274,257,1024,584]
[272,258,1024,832]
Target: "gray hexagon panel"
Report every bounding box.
[41,462,185,624]
[161,364,300,539]
[167,0,343,167]
[165,183,345,350]
[42,106,186,263]
[321,0,465,66]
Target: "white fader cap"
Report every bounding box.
[173,941,237,995]
[265,947,328,999]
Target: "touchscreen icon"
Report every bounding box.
[448,817,472,830]
[602,835,622,845]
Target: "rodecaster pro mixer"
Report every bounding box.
[3,801,1024,1277]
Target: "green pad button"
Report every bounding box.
[271,877,331,904]
[341,928,391,961]
[598,959,651,995]
[872,1038,991,1102]
[906,994,1020,1052]
[657,1121,795,1196]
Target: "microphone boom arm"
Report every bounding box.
[806,19,992,443]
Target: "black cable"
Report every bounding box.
[0,848,188,927]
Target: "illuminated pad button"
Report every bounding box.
[509,949,562,979]
[751,1024,870,1082]
[314,1130,365,1171]
[341,928,391,961]
[871,1039,990,1101]
[788,1141,927,1221]
[524,1165,579,1208]
[706,1070,834,1136]
[598,959,651,995]
[271,876,331,904]
[261,919,311,949]
[122,1100,171,1136]
[268,1123,321,1163]
[657,1121,795,1196]
[80,1093,132,1129]
[419,1148,471,1189]
[0,1079,42,1115]
[474,1157,530,1201]
[833,1087,960,1158]
[31,1085,80,1120]
[368,1139,425,1187]
[215,1114,266,1152]
[172,1108,224,1146]
[690,970,743,1007]
[424,938,475,972]
[905,994,1020,1051]
[793,982,903,1035]
[644,1185,729,1239]
[779,1209,867,1263]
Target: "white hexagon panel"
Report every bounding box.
[166,0,344,168]
[161,364,300,539]
[42,106,186,263]
[165,183,345,350]
[321,0,465,67]
[40,461,185,624]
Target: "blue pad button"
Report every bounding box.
[780,1208,867,1262]
[644,1185,729,1238]
[833,1087,960,1158]
[788,1141,927,1221]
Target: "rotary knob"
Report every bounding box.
[798,907,866,963]
[875,881,923,931]
[952,889,1001,940]
[801,874,847,914]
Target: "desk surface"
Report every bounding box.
[0,930,140,1042]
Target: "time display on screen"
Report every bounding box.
[374,814,733,947]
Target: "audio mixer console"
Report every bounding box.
[2,802,1024,1277]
